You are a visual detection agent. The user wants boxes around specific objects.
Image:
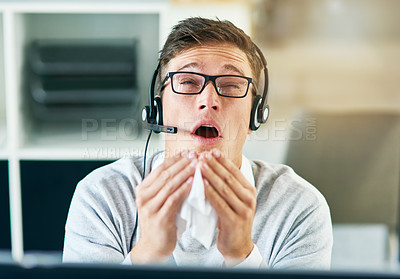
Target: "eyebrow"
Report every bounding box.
[222,64,245,76]
[176,63,245,76]
[177,62,199,72]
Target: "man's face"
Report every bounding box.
[161,43,254,168]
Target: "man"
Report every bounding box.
[63,17,332,269]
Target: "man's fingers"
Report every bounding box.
[203,178,235,222]
[136,153,194,208]
[146,160,197,213]
[212,149,255,191]
[200,152,256,210]
[140,152,183,188]
[200,161,242,212]
[138,156,188,197]
[158,176,193,220]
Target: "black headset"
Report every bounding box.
[142,43,269,133]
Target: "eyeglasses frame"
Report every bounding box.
[160,71,257,98]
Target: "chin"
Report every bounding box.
[194,140,224,151]
[193,145,213,154]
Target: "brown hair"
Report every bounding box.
[158,17,263,96]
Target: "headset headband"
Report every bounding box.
[254,44,269,114]
[149,64,160,122]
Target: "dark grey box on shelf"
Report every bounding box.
[27,39,140,122]
[29,39,137,76]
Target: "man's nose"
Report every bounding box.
[197,81,220,111]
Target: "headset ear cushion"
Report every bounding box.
[250,95,262,131]
[142,106,151,122]
[258,104,270,124]
[154,96,163,126]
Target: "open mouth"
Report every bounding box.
[194,125,219,138]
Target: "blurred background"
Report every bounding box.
[0,0,399,271]
[251,0,400,270]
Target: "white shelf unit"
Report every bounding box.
[0,12,7,159]
[0,1,168,262]
[13,11,166,155]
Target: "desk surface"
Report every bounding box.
[0,251,13,264]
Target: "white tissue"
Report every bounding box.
[176,165,218,249]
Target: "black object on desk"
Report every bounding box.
[1,263,400,279]
[0,161,11,250]
[20,160,111,252]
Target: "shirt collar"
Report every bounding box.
[152,152,255,187]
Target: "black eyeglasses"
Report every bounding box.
[160,71,256,98]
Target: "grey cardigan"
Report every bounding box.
[63,151,332,269]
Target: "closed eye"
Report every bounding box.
[180,79,200,86]
[220,83,240,89]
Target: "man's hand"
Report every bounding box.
[199,149,257,266]
[130,152,197,264]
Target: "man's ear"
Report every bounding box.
[248,128,253,135]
